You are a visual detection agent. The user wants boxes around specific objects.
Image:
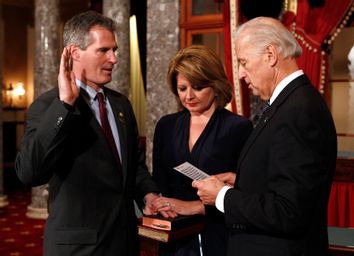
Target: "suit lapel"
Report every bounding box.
[106,91,128,185]
[237,75,309,169]
[237,106,276,168]
[78,89,102,131]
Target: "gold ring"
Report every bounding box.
[164,202,171,207]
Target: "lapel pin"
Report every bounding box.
[119,112,124,123]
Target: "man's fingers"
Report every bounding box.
[59,48,67,74]
[60,45,74,74]
[192,180,202,189]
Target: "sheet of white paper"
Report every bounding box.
[173,162,210,180]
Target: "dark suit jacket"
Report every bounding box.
[153,109,252,256]
[224,75,337,256]
[15,87,159,256]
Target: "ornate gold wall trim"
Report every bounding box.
[229,0,243,115]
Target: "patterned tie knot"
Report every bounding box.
[253,101,271,127]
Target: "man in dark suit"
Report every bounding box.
[192,17,337,256]
[15,11,160,255]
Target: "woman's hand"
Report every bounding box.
[152,197,205,216]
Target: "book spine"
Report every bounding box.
[138,227,169,243]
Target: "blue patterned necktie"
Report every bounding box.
[253,101,271,127]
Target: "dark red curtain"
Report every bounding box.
[225,0,354,115]
[282,0,353,93]
[328,181,354,227]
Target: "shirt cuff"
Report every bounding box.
[215,186,232,213]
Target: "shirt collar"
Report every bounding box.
[269,70,304,105]
[76,79,104,101]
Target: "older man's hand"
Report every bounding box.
[215,172,236,187]
[192,176,224,205]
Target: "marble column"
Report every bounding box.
[26,0,60,219]
[0,1,9,208]
[145,0,179,172]
[103,0,130,98]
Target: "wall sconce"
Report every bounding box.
[3,82,26,109]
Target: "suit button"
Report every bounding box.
[57,116,63,124]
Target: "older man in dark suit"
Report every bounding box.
[16,11,160,256]
[193,17,337,256]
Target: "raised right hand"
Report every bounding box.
[58,45,79,105]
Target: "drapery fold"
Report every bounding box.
[282,0,354,93]
[328,181,354,228]
[224,0,354,114]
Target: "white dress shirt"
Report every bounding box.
[76,79,122,161]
